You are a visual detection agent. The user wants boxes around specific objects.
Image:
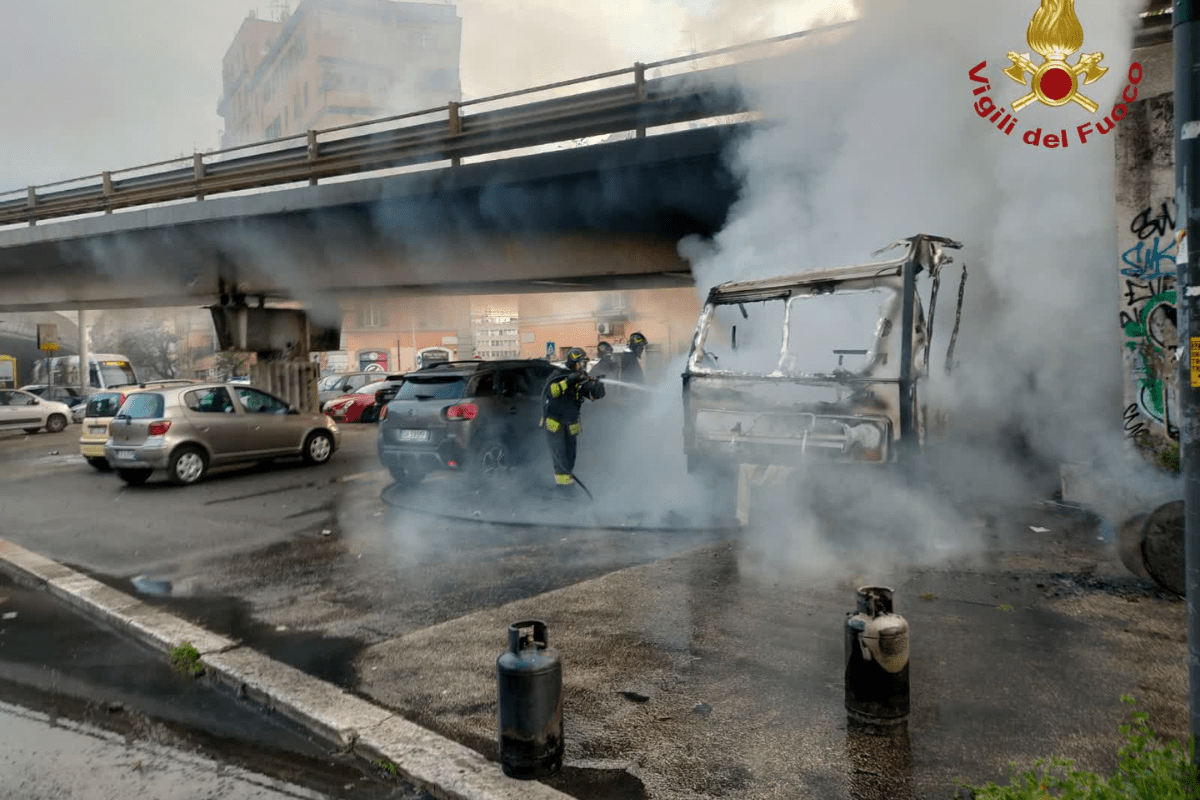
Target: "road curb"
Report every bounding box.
[0,538,574,800]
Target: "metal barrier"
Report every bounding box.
[0,22,854,229]
[250,360,320,414]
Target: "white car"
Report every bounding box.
[0,388,72,433]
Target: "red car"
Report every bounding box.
[322,375,405,423]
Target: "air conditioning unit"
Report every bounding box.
[597,322,614,335]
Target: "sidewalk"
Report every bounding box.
[350,505,1187,800]
[0,503,1187,800]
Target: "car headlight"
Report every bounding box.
[847,423,883,451]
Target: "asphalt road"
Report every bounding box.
[0,421,724,679]
[3,421,1189,800]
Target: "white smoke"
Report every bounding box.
[671,0,1164,577]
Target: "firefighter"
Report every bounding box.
[593,341,620,378]
[540,346,605,488]
[619,332,648,383]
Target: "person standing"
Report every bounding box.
[619,332,648,384]
[593,341,620,379]
[540,347,605,487]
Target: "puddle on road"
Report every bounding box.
[91,570,363,689]
[0,573,430,799]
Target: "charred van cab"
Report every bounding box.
[682,234,966,477]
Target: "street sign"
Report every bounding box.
[37,323,58,351]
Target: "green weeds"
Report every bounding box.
[959,696,1198,798]
[169,641,205,678]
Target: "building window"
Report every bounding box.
[359,302,386,328]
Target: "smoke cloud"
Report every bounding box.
[669,0,1171,579]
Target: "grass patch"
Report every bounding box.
[958,696,1199,798]
[372,758,399,778]
[997,604,1013,612]
[920,591,938,601]
[169,641,205,678]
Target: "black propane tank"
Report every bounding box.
[496,619,564,779]
[845,586,910,728]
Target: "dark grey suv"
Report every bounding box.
[376,359,560,487]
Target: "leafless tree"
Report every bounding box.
[89,311,182,380]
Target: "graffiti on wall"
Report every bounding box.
[1120,199,1178,440]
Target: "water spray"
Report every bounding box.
[596,378,658,394]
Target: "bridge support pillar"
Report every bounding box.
[209,303,339,414]
[249,358,320,414]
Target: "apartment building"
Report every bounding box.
[218,0,462,147]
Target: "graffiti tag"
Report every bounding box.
[1120,236,1176,281]
[1130,201,1177,241]
[1120,200,1179,441]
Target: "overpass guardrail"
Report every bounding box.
[0,22,853,229]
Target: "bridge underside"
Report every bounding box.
[0,125,747,312]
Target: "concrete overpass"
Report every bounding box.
[0,122,746,312]
[0,19,850,314]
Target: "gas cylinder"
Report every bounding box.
[845,586,910,727]
[496,620,563,779]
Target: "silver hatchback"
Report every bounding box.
[105,383,341,486]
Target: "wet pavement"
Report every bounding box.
[348,504,1189,800]
[0,572,431,800]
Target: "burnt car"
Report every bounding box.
[682,234,966,478]
[377,359,560,487]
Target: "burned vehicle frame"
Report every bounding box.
[681,234,967,476]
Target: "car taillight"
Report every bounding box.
[148,421,172,436]
[445,403,478,420]
[379,405,388,420]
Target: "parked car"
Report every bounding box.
[377,359,561,487]
[105,382,340,486]
[318,372,380,406]
[79,381,199,471]
[20,384,85,416]
[323,374,405,423]
[0,389,72,434]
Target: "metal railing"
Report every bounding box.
[0,21,853,229]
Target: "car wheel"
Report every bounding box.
[168,445,208,485]
[87,457,112,472]
[117,468,153,486]
[472,438,512,482]
[303,431,335,465]
[387,462,425,488]
[45,414,67,433]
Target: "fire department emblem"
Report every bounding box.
[1003,0,1107,113]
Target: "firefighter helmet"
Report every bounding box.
[565,347,589,369]
[597,341,614,356]
[628,332,647,351]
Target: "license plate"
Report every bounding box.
[115,450,136,461]
[89,427,107,435]
[399,429,430,441]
